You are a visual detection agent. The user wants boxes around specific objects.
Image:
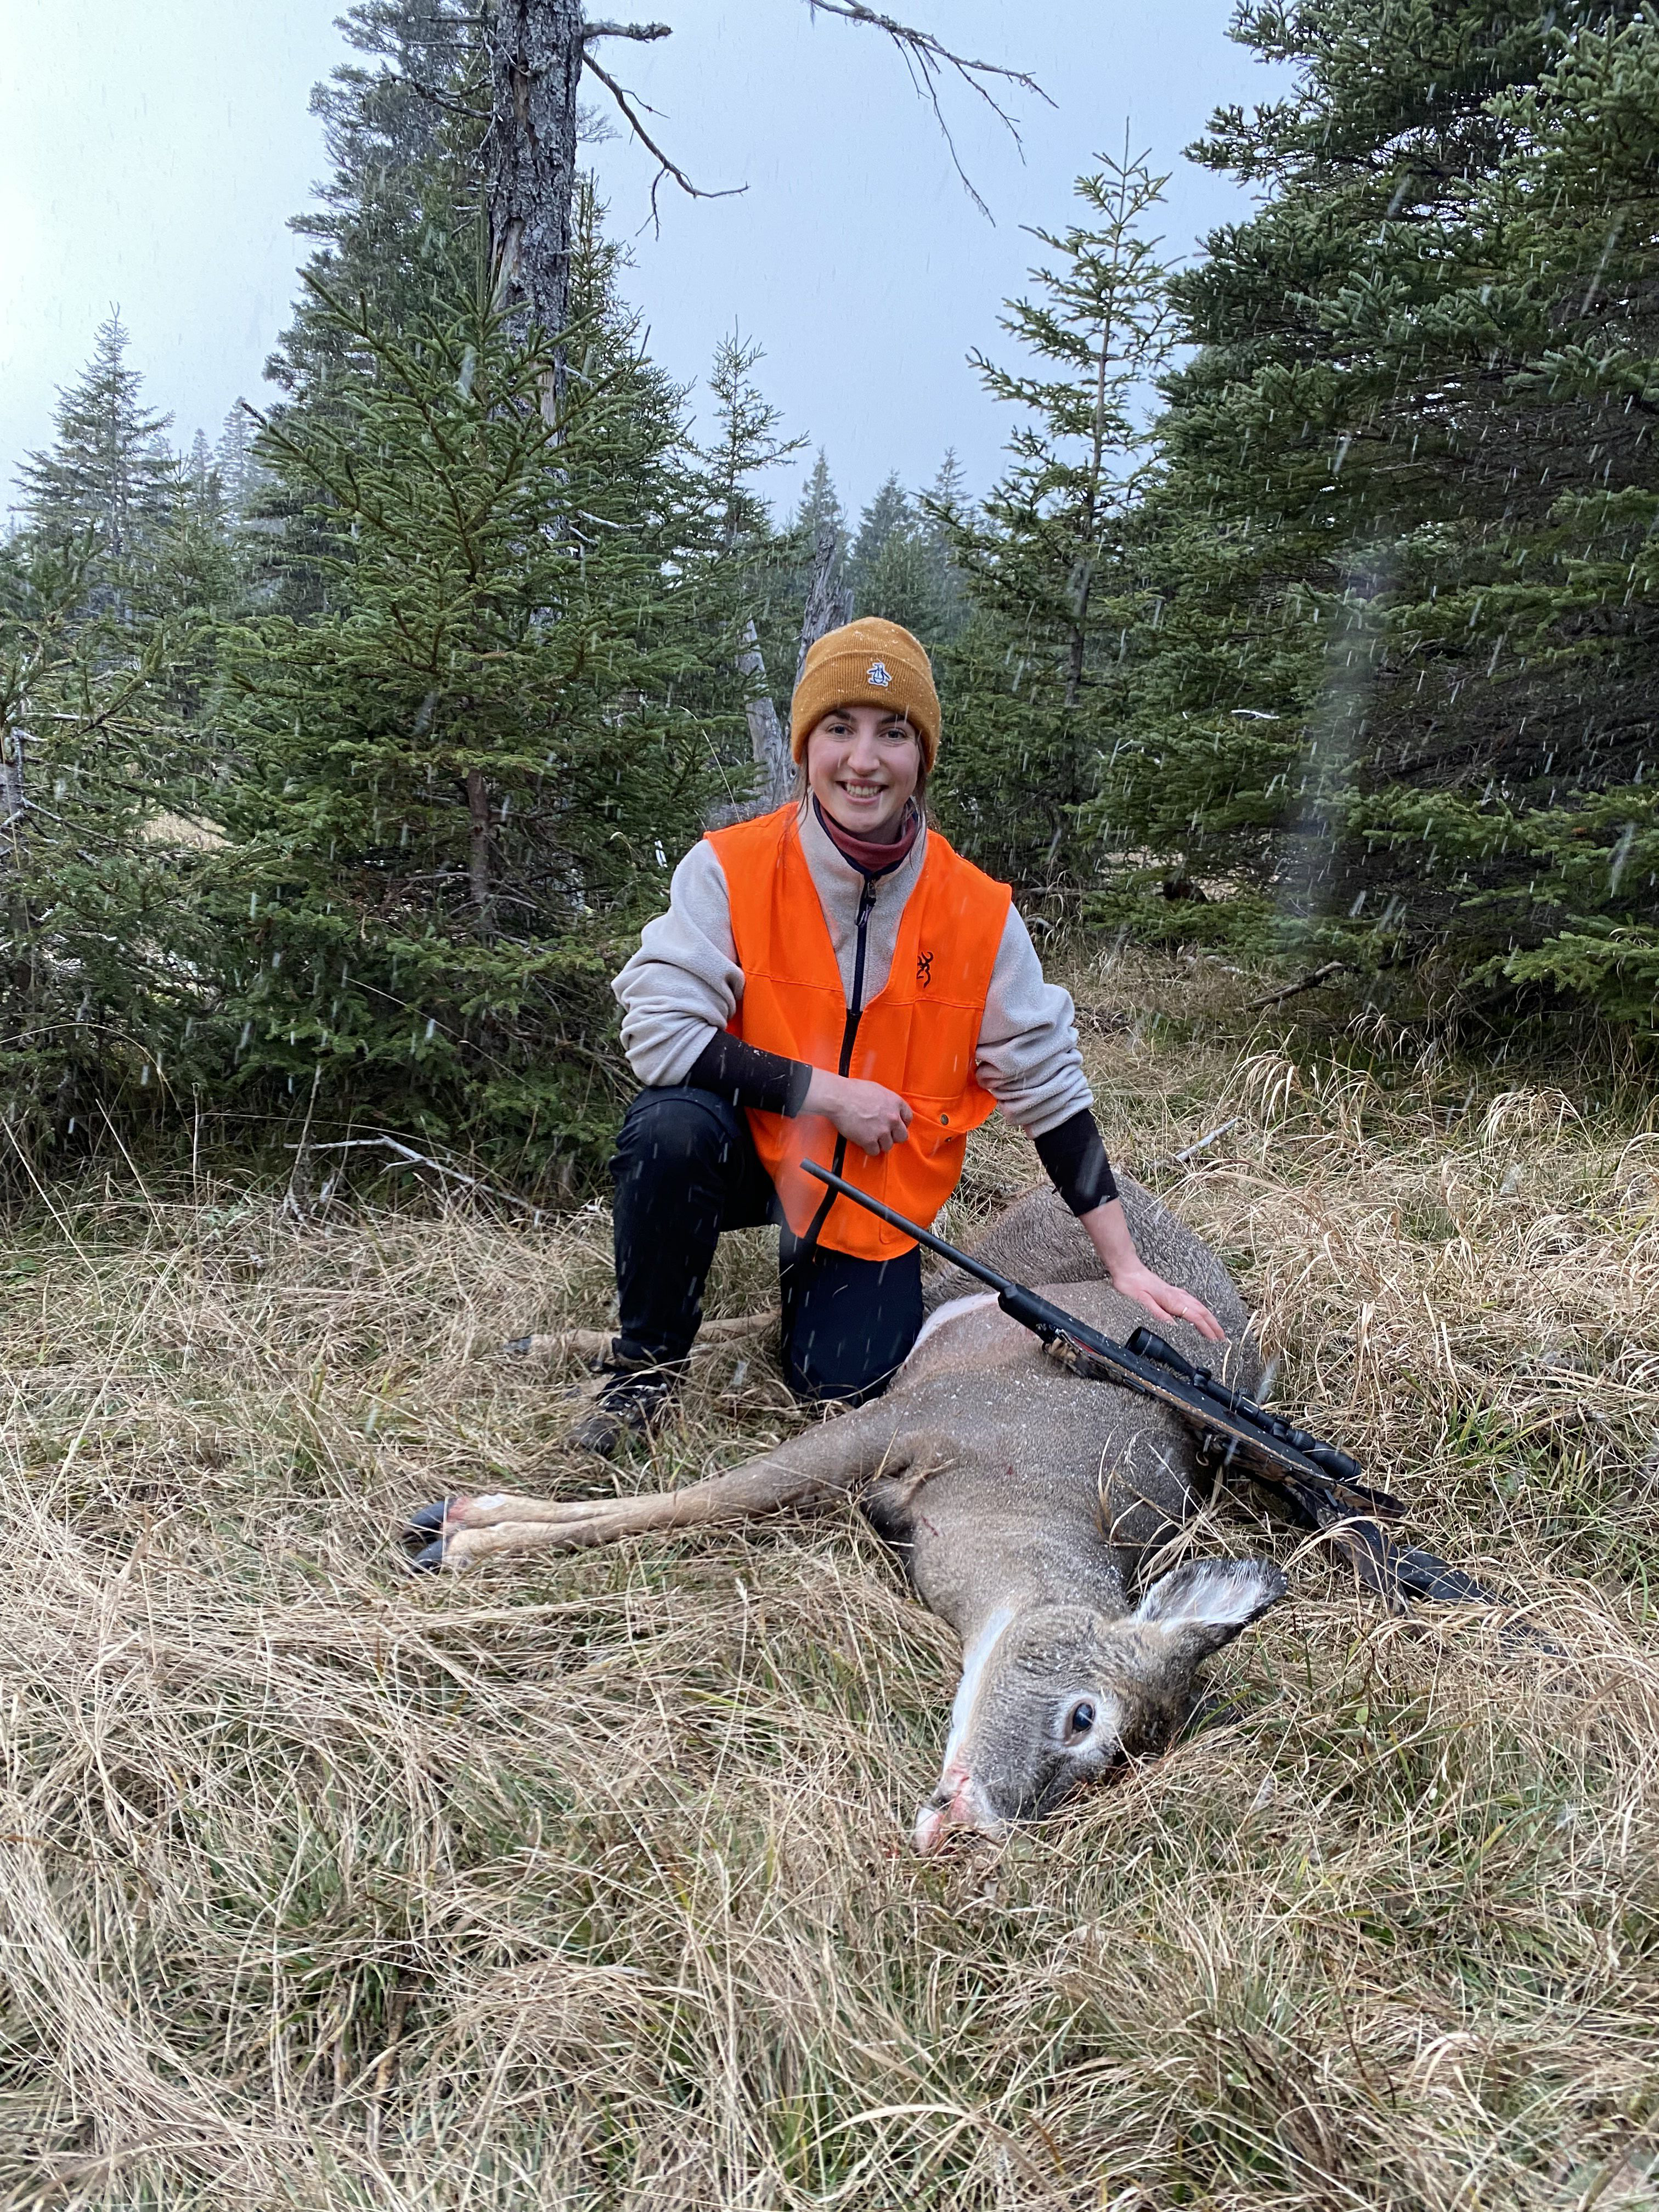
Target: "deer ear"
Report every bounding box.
[1134,1557,1288,1659]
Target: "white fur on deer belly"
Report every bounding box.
[909,1291,999,1355]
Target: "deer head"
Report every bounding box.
[912,1557,1288,1852]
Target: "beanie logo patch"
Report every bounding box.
[865,659,893,687]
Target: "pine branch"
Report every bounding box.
[580,52,745,225]
[802,0,1049,219]
[581,19,672,42]
[387,71,490,121]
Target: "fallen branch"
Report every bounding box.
[289,1135,547,1221]
[1246,961,1348,1012]
[1145,1120,1242,1180]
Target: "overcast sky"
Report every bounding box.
[0,1,1288,522]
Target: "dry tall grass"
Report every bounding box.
[2,954,1656,2209]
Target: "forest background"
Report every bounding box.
[3,0,1657,1194]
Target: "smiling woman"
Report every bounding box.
[568,613,1228,1455]
[803,704,927,843]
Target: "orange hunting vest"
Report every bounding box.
[706,805,1012,1259]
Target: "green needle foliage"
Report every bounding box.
[269,0,488,420]
[847,464,966,653]
[201,242,744,1186]
[0,529,219,1154]
[1093,0,1659,1029]
[933,149,1175,889]
[1,315,242,1163]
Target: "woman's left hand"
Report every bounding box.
[1080,1197,1226,1344]
[1104,1262,1226,1344]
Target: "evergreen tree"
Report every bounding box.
[0,529,211,1159]
[935,149,1173,887]
[15,314,179,613]
[1094,0,1659,1023]
[845,471,954,646]
[702,332,803,549]
[698,332,806,780]
[787,448,851,639]
[794,450,847,551]
[200,226,746,1182]
[2,318,235,1164]
[268,0,487,413]
[849,472,911,590]
[917,449,970,641]
[1354,4,1659,1022]
[213,405,268,520]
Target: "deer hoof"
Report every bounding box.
[404,1498,455,1537]
[503,1336,534,1357]
[407,1538,448,1574]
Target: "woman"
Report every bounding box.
[579,617,1221,1455]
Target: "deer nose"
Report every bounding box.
[912,1803,950,1854]
[912,1771,1001,1853]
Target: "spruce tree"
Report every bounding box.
[794,452,847,553]
[213,405,268,520]
[0,529,210,1156]
[1358,5,1659,1022]
[15,314,179,615]
[849,474,911,590]
[269,0,487,414]
[2,317,240,1160]
[201,224,746,1182]
[698,331,805,767]
[847,471,963,648]
[934,149,1173,888]
[917,450,970,642]
[1098,0,1659,1022]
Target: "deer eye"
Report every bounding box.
[1066,1701,1096,1737]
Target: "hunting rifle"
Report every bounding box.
[802,1159,1493,1609]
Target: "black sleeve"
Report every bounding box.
[1033,1108,1119,1218]
[685,1030,813,1118]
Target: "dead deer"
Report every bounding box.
[407,1175,1289,1849]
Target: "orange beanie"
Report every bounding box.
[788,617,940,771]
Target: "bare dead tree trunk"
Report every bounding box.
[465,767,495,928]
[737,621,793,812]
[487,0,584,419]
[0,721,24,847]
[795,518,854,685]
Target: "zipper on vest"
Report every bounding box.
[802,875,878,1252]
[838,876,878,1075]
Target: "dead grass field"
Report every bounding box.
[2,952,1656,2210]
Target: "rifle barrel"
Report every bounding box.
[800,1160,1022,1299]
[798,1157,1395,1516]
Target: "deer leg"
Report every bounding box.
[409,1411,905,1572]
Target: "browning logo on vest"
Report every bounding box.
[704,806,1012,1259]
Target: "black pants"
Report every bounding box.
[611,1085,922,1403]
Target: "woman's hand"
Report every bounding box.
[1081,1198,1226,1344]
[804,1069,913,1156]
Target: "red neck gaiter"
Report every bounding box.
[812,797,922,878]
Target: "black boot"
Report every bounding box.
[567,1345,685,1457]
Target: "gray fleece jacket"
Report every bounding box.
[612,804,1092,1138]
